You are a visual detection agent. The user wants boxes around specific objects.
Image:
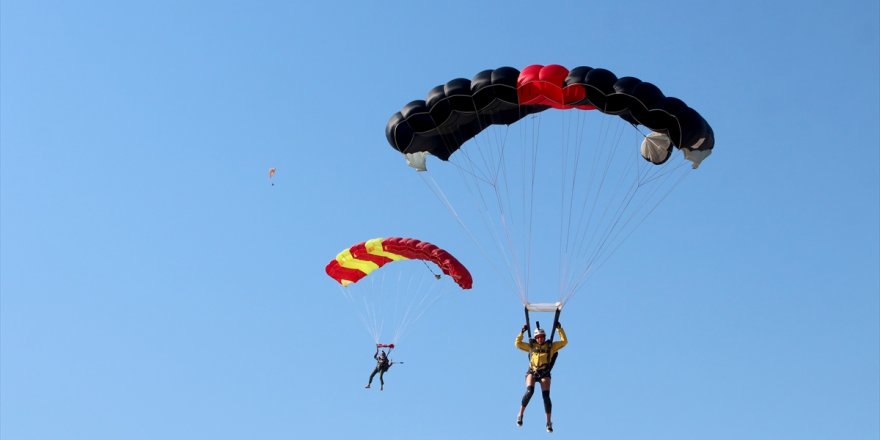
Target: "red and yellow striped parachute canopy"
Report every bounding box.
[325,237,472,289]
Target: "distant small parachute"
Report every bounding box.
[268,167,276,186]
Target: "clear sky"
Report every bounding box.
[2,1,878,439]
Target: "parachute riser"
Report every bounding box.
[548,308,561,345]
[523,306,533,363]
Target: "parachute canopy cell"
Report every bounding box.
[386,64,714,167]
[325,237,473,289]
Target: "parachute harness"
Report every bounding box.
[524,303,562,371]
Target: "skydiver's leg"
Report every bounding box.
[517,372,536,425]
[539,377,552,430]
[379,369,385,391]
[366,367,379,388]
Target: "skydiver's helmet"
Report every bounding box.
[534,328,546,338]
[379,351,387,358]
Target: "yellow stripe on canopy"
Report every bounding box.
[335,248,380,274]
[365,238,409,261]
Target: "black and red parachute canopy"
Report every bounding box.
[386,64,713,162]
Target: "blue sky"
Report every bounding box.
[2,1,878,439]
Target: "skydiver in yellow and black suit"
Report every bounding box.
[515,322,567,432]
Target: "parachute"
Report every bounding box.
[325,237,472,344]
[326,237,472,289]
[387,64,713,170]
[385,64,715,309]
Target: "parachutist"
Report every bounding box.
[365,346,396,391]
[515,322,567,432]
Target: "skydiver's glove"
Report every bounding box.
[521,324,528,333]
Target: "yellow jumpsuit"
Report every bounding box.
[515,326,567,376]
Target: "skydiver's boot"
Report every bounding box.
[546,422,553,433]
[516,415,523,427]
